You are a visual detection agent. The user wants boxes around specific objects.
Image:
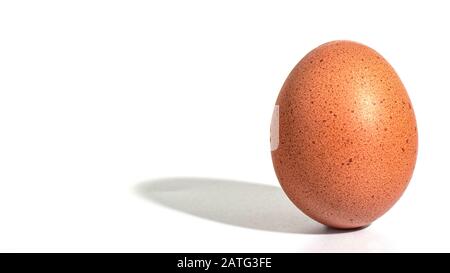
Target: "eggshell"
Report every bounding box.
[271,41,418,229]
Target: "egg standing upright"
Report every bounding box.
[271,41,418,229]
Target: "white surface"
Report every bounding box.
[0,1,449,252]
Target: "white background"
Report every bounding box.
[0,1,449,252]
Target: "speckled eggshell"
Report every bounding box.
[271,41,418,229]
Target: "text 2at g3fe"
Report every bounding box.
[177,257,271,270]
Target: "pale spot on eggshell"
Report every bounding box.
[271,40,418,229]
[270,105,280,151]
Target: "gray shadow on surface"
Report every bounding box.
[135,177,361,234]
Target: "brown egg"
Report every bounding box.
[271,41,418,229]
